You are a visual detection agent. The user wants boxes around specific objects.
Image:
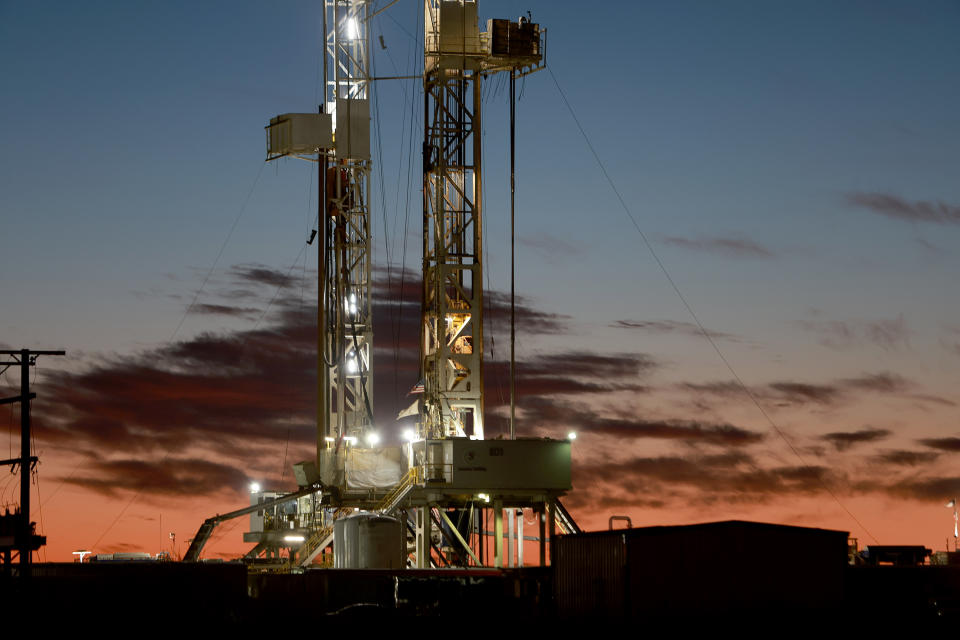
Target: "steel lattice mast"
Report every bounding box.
[319,0,374,451]
[420,0,485,440]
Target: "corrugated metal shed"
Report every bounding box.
[554,520,849,620]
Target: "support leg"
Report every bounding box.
[539,505,547,566]
[508,507,515,568]
[416,505,432,568]
[547,500,556,567]
[518,509,524,567]
[494,499,503,569]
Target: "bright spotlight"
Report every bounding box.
[283,535,305,543]
[249,482,261,493]
[345,17,360,40]
[567,432,577,441]
[402,429,416,442]
[366,432,381,446]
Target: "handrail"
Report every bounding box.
[376,467,419,514]
[554,499,582,535]
[293,507,351,568]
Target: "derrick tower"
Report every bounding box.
[318,0,374,451]
[419,0,542,440]
[420,0,485,440]
[266,0,374,453]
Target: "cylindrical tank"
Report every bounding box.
[334,512,404,569]
[333,514,360,568]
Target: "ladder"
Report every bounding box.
[376,467,419,515]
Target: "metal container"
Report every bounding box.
[553,520,849,619]
[334,512,404,569]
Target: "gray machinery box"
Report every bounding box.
[414,438,571,490]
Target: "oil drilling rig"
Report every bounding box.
[185,0,578,570]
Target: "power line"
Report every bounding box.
[91,162,268,550]
[169,162,266,343]
[547,66,879,544]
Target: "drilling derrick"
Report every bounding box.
[421,0,485,440]
[266,1,374,452]
[321,0,374,451]
[237,0,374,564]
[419,1,543,440]
[221,0,577,571]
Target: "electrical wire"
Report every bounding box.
[251,243,308,331]
[370,20,401,402]
[0,471,16,510]
[41,460,82,507]
[91,161,270,550]
[6,396,12,460]
[390,2,422,401]
[32,465,46,562]
[547,65,880,545]
[168,162,266,343]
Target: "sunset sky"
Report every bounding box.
[2,0,959,562]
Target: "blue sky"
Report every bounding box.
[2,1,960,558]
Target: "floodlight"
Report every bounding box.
[345,17,360,40]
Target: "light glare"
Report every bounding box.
[345,17,359,40]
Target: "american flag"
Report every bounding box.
[408,379,424,395]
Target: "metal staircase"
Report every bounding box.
[295,507,351,567]
[375,467,420,515]
[554,499,582,535]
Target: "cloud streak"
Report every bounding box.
[821,428,891,451]
[662,234,774,258]
[516,397,764,447]
[799,315,909,351]
[65,457,251,498]
[847,192,960,225]
[611,319,741,342]
[565,454,833,511]
[918,438,960,452]
[682,371,934,409]
[872,450,939,467]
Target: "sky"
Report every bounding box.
[1,0,960,562]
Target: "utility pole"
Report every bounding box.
[0,349,65,572]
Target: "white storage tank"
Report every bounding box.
[334,512,405,569]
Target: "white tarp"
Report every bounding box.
[397,398,419,419]
[345,446,405,489]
